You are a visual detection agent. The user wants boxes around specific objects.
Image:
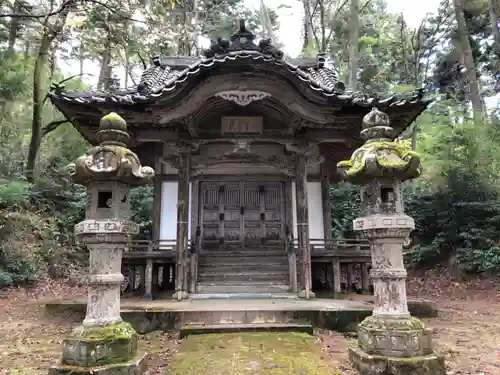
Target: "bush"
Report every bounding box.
[0,180,31,209]
[130,185,154,239]
[0,245,38,286]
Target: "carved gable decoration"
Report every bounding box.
[221,116,263,135]
[215,90,271,106]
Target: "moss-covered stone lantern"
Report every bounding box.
[337,108,445,375]
[49,113,154,375]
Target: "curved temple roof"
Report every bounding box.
[49,19,429,108]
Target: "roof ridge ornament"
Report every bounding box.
[203,18,284,60]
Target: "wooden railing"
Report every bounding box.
[124,237,370,260]
[124,239,179,261]
[309,238,371,262]
[121,236,373,297]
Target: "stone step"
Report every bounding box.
[179,323,313,339]
[197,282,290,294]
[189,293,298,300]
[180,309,300,325]
[198,271,289,283]
[200,250,286,257]
[198,263,288,271]
[199,255,288,263]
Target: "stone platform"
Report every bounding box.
[43,295,438,334]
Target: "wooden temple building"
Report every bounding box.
[49,21,429,299]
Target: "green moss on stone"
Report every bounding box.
[337,140,421,180]
[61,323,139,367]
[359,316,426,331]
[99,112,127,131]
[71,322,137,342]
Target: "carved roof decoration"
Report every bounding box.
[336,108,421,184]
[66,112,154,186]
[203,19,284,60]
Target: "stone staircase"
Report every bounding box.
[197,247,290,294]
[179,308,312,338]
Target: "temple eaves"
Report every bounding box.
[47,17,433,147]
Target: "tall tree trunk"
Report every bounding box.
[489,0,500,62]
[301,0,313,51]
[26,37,53,182]
[260,0,276,45]
[347,0,360,90]
[24,39,30,59]
[49,41,58,80]
[454,0,484,123]
[98,32,112,90]
[26,4,72,182]
[79,41,85,79]
[8,1,22,53]
[319,0,326,52]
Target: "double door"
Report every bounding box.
[200,181,285,248]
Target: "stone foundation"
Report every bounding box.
[58,322,141,370]
[357,316,432,357]
[49,353,147,375]
[349,346,445,375]
[349,316,446,375]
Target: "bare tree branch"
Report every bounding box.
[4,0,147,25]
[1,0,74,18]
[137,51,147,70]
[359,0,372,13]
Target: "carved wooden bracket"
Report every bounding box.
[278,141,325,167]
[215,90,271,106]
[160,141,202,169]
[231,139,252,153]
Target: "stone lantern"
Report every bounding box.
[337,108,445,375]
[49,113,154,375]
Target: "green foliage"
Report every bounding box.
[0,180,31,209]
[329,182,360,238]
[130,185,154,239]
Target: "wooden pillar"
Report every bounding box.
[131,265,136,292]
[144,243,154,300]
[152,144,163,242]
[152,264,159,293]
[332,257,341,296]
[361,263,371,294]
[285,178,298,293]
[320,164,333,245]
[138,264,146,293]
[189,226,201,294]
[347,263,355,292]
[295,153,312,299]
[174,149,191,301]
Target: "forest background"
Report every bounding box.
[1,0,499,287]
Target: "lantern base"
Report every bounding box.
[49,353,147,375]
[349,346,445,375]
